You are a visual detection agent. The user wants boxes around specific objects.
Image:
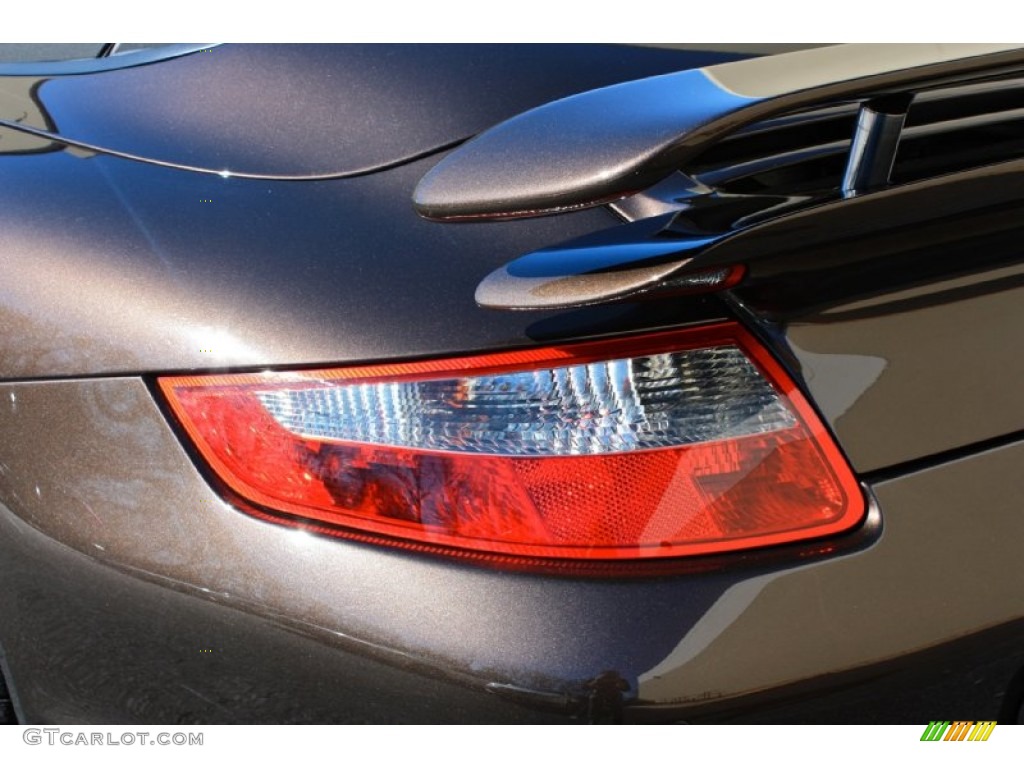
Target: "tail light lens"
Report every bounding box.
[159,323,864,572]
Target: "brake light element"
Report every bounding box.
[159,323,864,571]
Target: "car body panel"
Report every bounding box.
[0,44,740,177]
[0,152,635,378]
[729,163,1024,471]
[0,43,1022,725]
[0,374,1020,723]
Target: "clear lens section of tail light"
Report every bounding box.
[158,323,864,571]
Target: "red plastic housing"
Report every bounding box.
[159,323,865,570]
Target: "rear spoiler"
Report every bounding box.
[412,44,1024,310]
[413,44,1024,222]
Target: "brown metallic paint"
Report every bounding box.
[0,374,1016,722]
[0,44,1021,724]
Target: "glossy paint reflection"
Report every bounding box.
[0,149,622,378]
[728,166,1024,471]
[0,372,1013,723]
[6,45,741,178]
[0,378,727,694]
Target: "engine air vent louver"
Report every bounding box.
[893,76,1024,184]
[683,75,1024,198]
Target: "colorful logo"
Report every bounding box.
[920,721,996,741]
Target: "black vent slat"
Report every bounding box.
[684,74,1024,195]
[906,76,1024,125]
[693,139,848,188]
[893,78,1024,184]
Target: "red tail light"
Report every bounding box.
[158,323,864,572]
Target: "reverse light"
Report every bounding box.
[159,323,864,571]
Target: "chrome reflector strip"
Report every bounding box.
[255,346,796,456]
